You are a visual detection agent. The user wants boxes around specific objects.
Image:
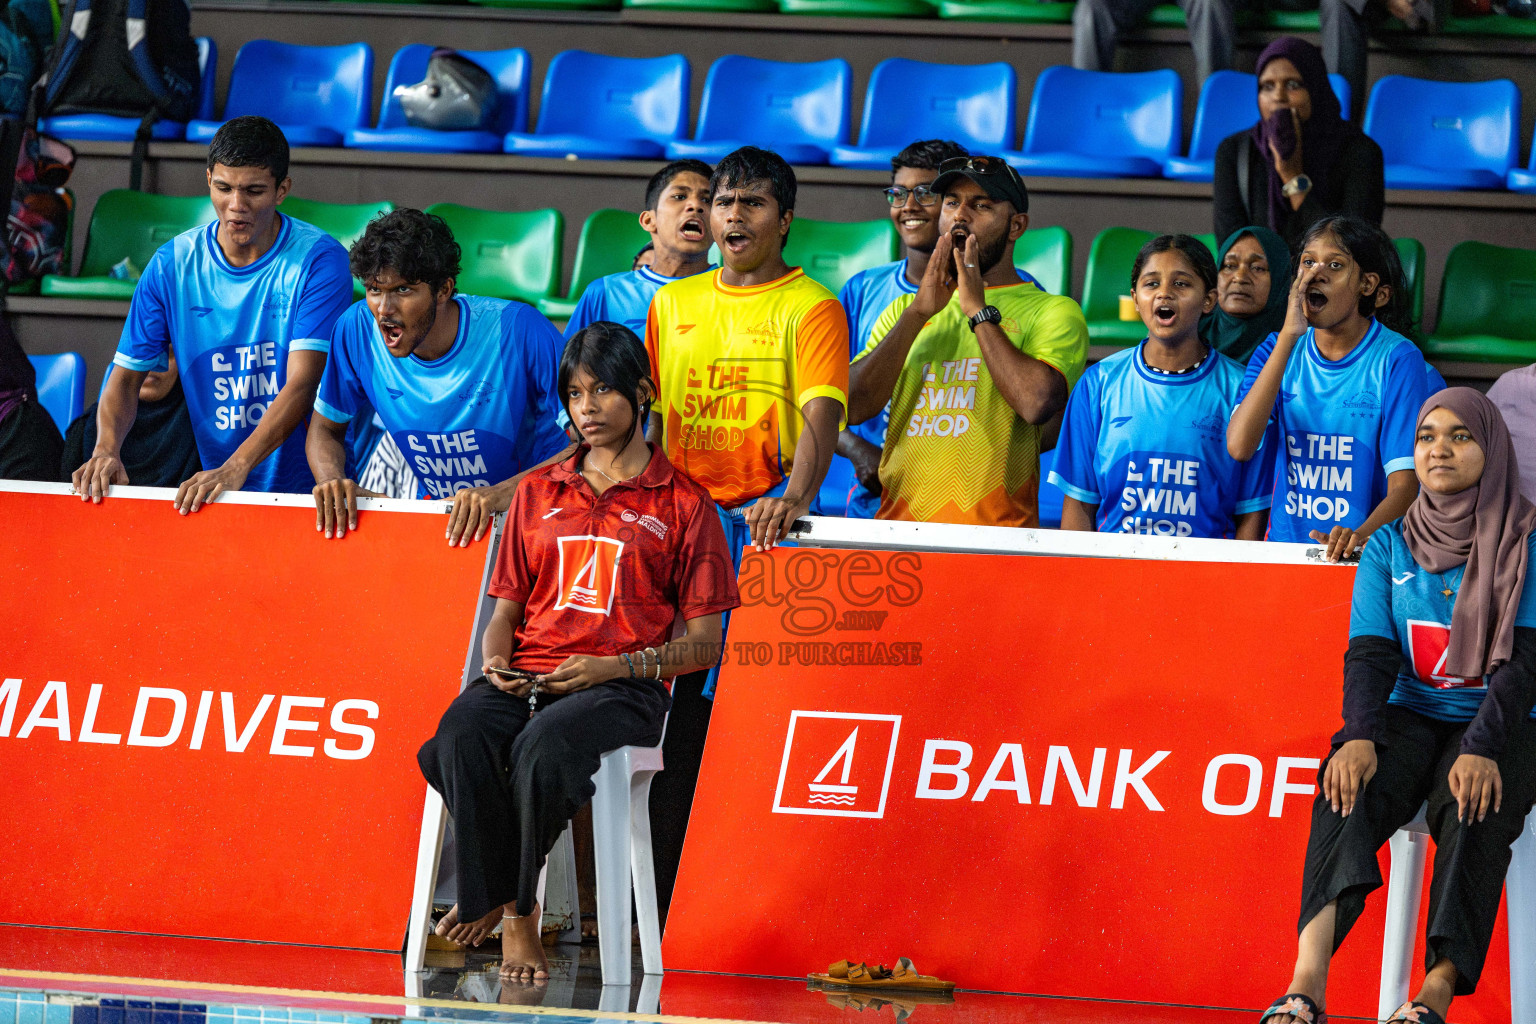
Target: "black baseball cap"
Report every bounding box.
[929,155,1029,214]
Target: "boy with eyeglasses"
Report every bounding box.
[818,140,968,518]
[848,155,1087,527]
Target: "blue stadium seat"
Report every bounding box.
[1363,76,1519,190]
[1006,66,1180,179]
[187,41,373,147]
[28,353,85,434]
[1037,446,1064,528]
[1163,70,1254,182]
[503,51,689,160]
[666,56,851,165]
[828,58,1016,170]
[346,45,530,153]
[1509,136,1536,192]
[40,38,217,142]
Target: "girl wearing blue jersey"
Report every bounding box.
[1228,215,1428,560]
[1259,389,1536,1024]
[1052,235,1270,539]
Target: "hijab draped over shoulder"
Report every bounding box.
[1402,387,1536,678]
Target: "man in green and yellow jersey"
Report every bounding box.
[848,155,1088,527]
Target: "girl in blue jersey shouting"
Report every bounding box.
[1257,388,1536,1024]
[1227,215,1432,559]
[1050,234,1271,540]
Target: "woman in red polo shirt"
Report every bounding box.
[417,321,739,984]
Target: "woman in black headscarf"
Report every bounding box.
[60,354,200,487]
[1213,37,1384,248]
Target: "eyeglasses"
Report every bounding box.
[882,185,940,207]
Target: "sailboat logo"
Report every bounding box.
[772,711,902,819]
[807,729,861,805]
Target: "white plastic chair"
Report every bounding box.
[1378,803,1536,1020]
[542,740,666,987]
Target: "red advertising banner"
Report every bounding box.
[0,484,487,952]
[665,545,1513,1023]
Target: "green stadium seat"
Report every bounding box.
[1148,3,1258,25]
[938,0,1073,21]
[778,0,936,15]
[784,217,900,295]
[1394,237,1426,333]
[538,208,650,321]
[1081,227,1153,346]
[424,203,563,305]
[1424,240,1536,363]
[1265,8,1319,29]
[470,0,618,12]
[1014,225,1072,296]
[1444,14,1536,35]
[627,0,775,10]
[282,197,395,298]
[1193,233,1217,259]
[41,190,215,300]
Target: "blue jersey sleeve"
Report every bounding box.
[289,239,354,353]
[1516,535,1536,628]
[508,303,572,471]
[1046,364,1103,507]
[838,274,866,362]
[1234,423,1275,514]
[112,244,175,373]
[313,304,370,425]
[1235,331,1280,407]
[1380,343,1428,476]
[1348,527,1400,640]
[562,278,608,341]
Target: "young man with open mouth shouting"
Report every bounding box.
[563,159,714,339]
[306,208,570,546]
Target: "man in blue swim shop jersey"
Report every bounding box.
[307,208,572,545]
[73,116,355,510]
[561,159,715,339]
[827,139,971,518]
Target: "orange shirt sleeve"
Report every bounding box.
[794,298,850,426]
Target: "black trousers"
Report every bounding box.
[418,677,668,921]
[0,399,62,482]
[1298,704,1536,994]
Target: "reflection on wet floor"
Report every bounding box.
[413,942,661,1013]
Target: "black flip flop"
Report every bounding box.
[1258,993,1326,1024]
[1385,1001,1447,1024]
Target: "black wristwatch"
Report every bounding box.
[967,305,1002,332]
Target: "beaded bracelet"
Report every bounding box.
[622,652,635,678]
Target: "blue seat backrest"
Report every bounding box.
[375,44,531,134]
[1188,70,1257,161]
[855,58,1016,152]
[195,38,218,121]
[695,55,851,147]
[28,353,85,433]
[533,51,690,142]
[1024,66,1181,160]
[222,41,374,132]
[1037,446,1064,528]
[1328,73,1351,119]
[1362,75,1520,173]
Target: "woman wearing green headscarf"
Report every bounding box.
[1200,226,1291,366]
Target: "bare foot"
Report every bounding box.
[500,902,551,983]
[581,913,598,942]
[436,902,506,947]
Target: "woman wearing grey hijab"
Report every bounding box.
[1257,387,1536,1024]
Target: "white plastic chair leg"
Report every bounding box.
[597,985,632,1013]
[543,824,582,943]
[1379,827,1431,1020]
[592,748,636,987]
[406,787,449,976]
[1507,813,1536,1024]
[629,763,664,975]
[636,972,663,1014]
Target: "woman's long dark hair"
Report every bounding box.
[1298,215,1414,338]
[559,321,653,442]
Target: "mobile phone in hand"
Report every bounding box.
[486,665,538,683]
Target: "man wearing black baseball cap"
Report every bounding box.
[846,155,1089,528]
